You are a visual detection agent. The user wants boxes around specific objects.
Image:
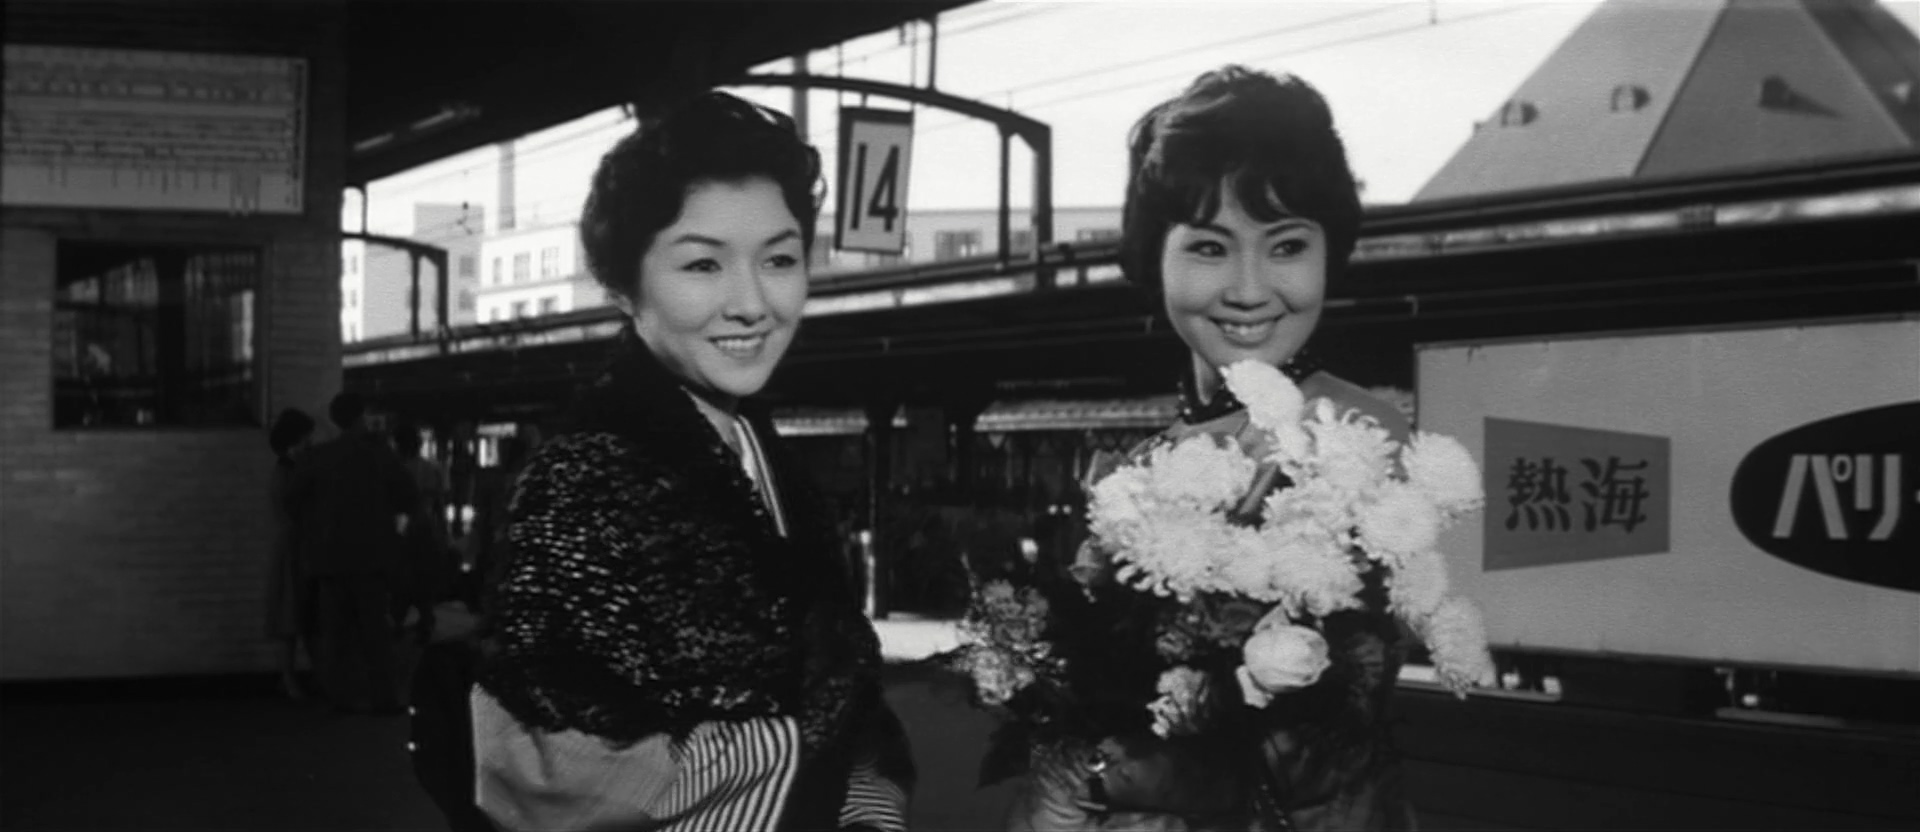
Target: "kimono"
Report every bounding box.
[473,328,913,831]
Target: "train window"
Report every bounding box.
[53,241,260,429]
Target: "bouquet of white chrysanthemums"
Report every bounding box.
[1080,360,1496,735]
[952,359,1496,762]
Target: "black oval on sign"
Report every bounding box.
[1729,401,1920,593]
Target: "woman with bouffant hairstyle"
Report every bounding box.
[470,92,913,832]
[1008,66,1416,832]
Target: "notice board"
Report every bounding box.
[2,45,306,214]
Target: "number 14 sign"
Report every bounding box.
[836,107,913,254]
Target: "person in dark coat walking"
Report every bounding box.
[287,391,416,714]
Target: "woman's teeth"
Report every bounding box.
[1218,319,1276,343]
[712,334,767,356]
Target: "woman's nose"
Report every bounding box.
[723,262,770,321]
[1221,254,1271,309]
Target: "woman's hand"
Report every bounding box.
[1004,746,1192,832]
[1088,733,1248,817]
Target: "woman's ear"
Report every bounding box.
[609,291,637,319]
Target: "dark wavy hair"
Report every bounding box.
[579,92,825,306]
[1120,66,1362,298]
[327,391,365,431]
[268,408,315,464]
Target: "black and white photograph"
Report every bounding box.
[2,0,1917,829]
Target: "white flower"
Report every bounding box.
[1272,424,1313,464]
[1113,505,1244,599]
[1088,464,1152,547]
[1387,548,1450,620]
[1221,360,1305,434]
[1239,522,1364,616]
[1147,665,1210,737]
[1403,433,1485,516]
[1307,407,1395,496]
[1357,482,1442,560]
[1421,596,1497,696]
[1220,542,1279,600]
[1147,435,1259,512]
[1236,620,1330,708]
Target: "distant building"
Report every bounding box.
[341,202,484,342]
[474,222,605,323]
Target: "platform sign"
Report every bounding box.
[836,107,913,254]
[1417,316,1920,675]
[1,45,307,215]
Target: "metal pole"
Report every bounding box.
[998,128,1012,269]
[791,52,809,138]
[409,253,422,339]
[1033,126,1055,287]
[863,397,897,618]
[435,252,451,351]
[927,16,939,90]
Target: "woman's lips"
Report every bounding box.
[1216,317,1280,347]
[711,332,769,358]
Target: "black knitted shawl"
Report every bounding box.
[474,327,883,781]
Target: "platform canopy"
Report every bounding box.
[343,0,970,186]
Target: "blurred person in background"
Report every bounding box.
[266,407,317,701]
[287,391,416,715]
[393,421,453,643]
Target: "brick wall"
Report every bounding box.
[1,2,345,680]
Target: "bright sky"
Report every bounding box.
[351,0,1920,237]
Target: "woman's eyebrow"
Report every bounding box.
[1264,218,1314,236]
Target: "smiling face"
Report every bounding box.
[1160,181,1327,395]
[631,177,808,404]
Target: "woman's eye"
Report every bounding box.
[1272,238,1310,257]
[683,258,721,273]
[1185,239,1227,258]
[766,253,800,269]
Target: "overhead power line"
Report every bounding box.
[917,3,1538,135]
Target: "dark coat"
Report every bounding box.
[287,429,416,578]
[474,328,912,830]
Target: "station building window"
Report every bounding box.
[491,256,503,286]
[1009,228,1036,255]
[459,254,476,278]
[513,252,530,282]
[53,242,259,429]
[539,296,558,315]
[539,246,558,279]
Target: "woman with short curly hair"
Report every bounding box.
[468,91,913,832]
